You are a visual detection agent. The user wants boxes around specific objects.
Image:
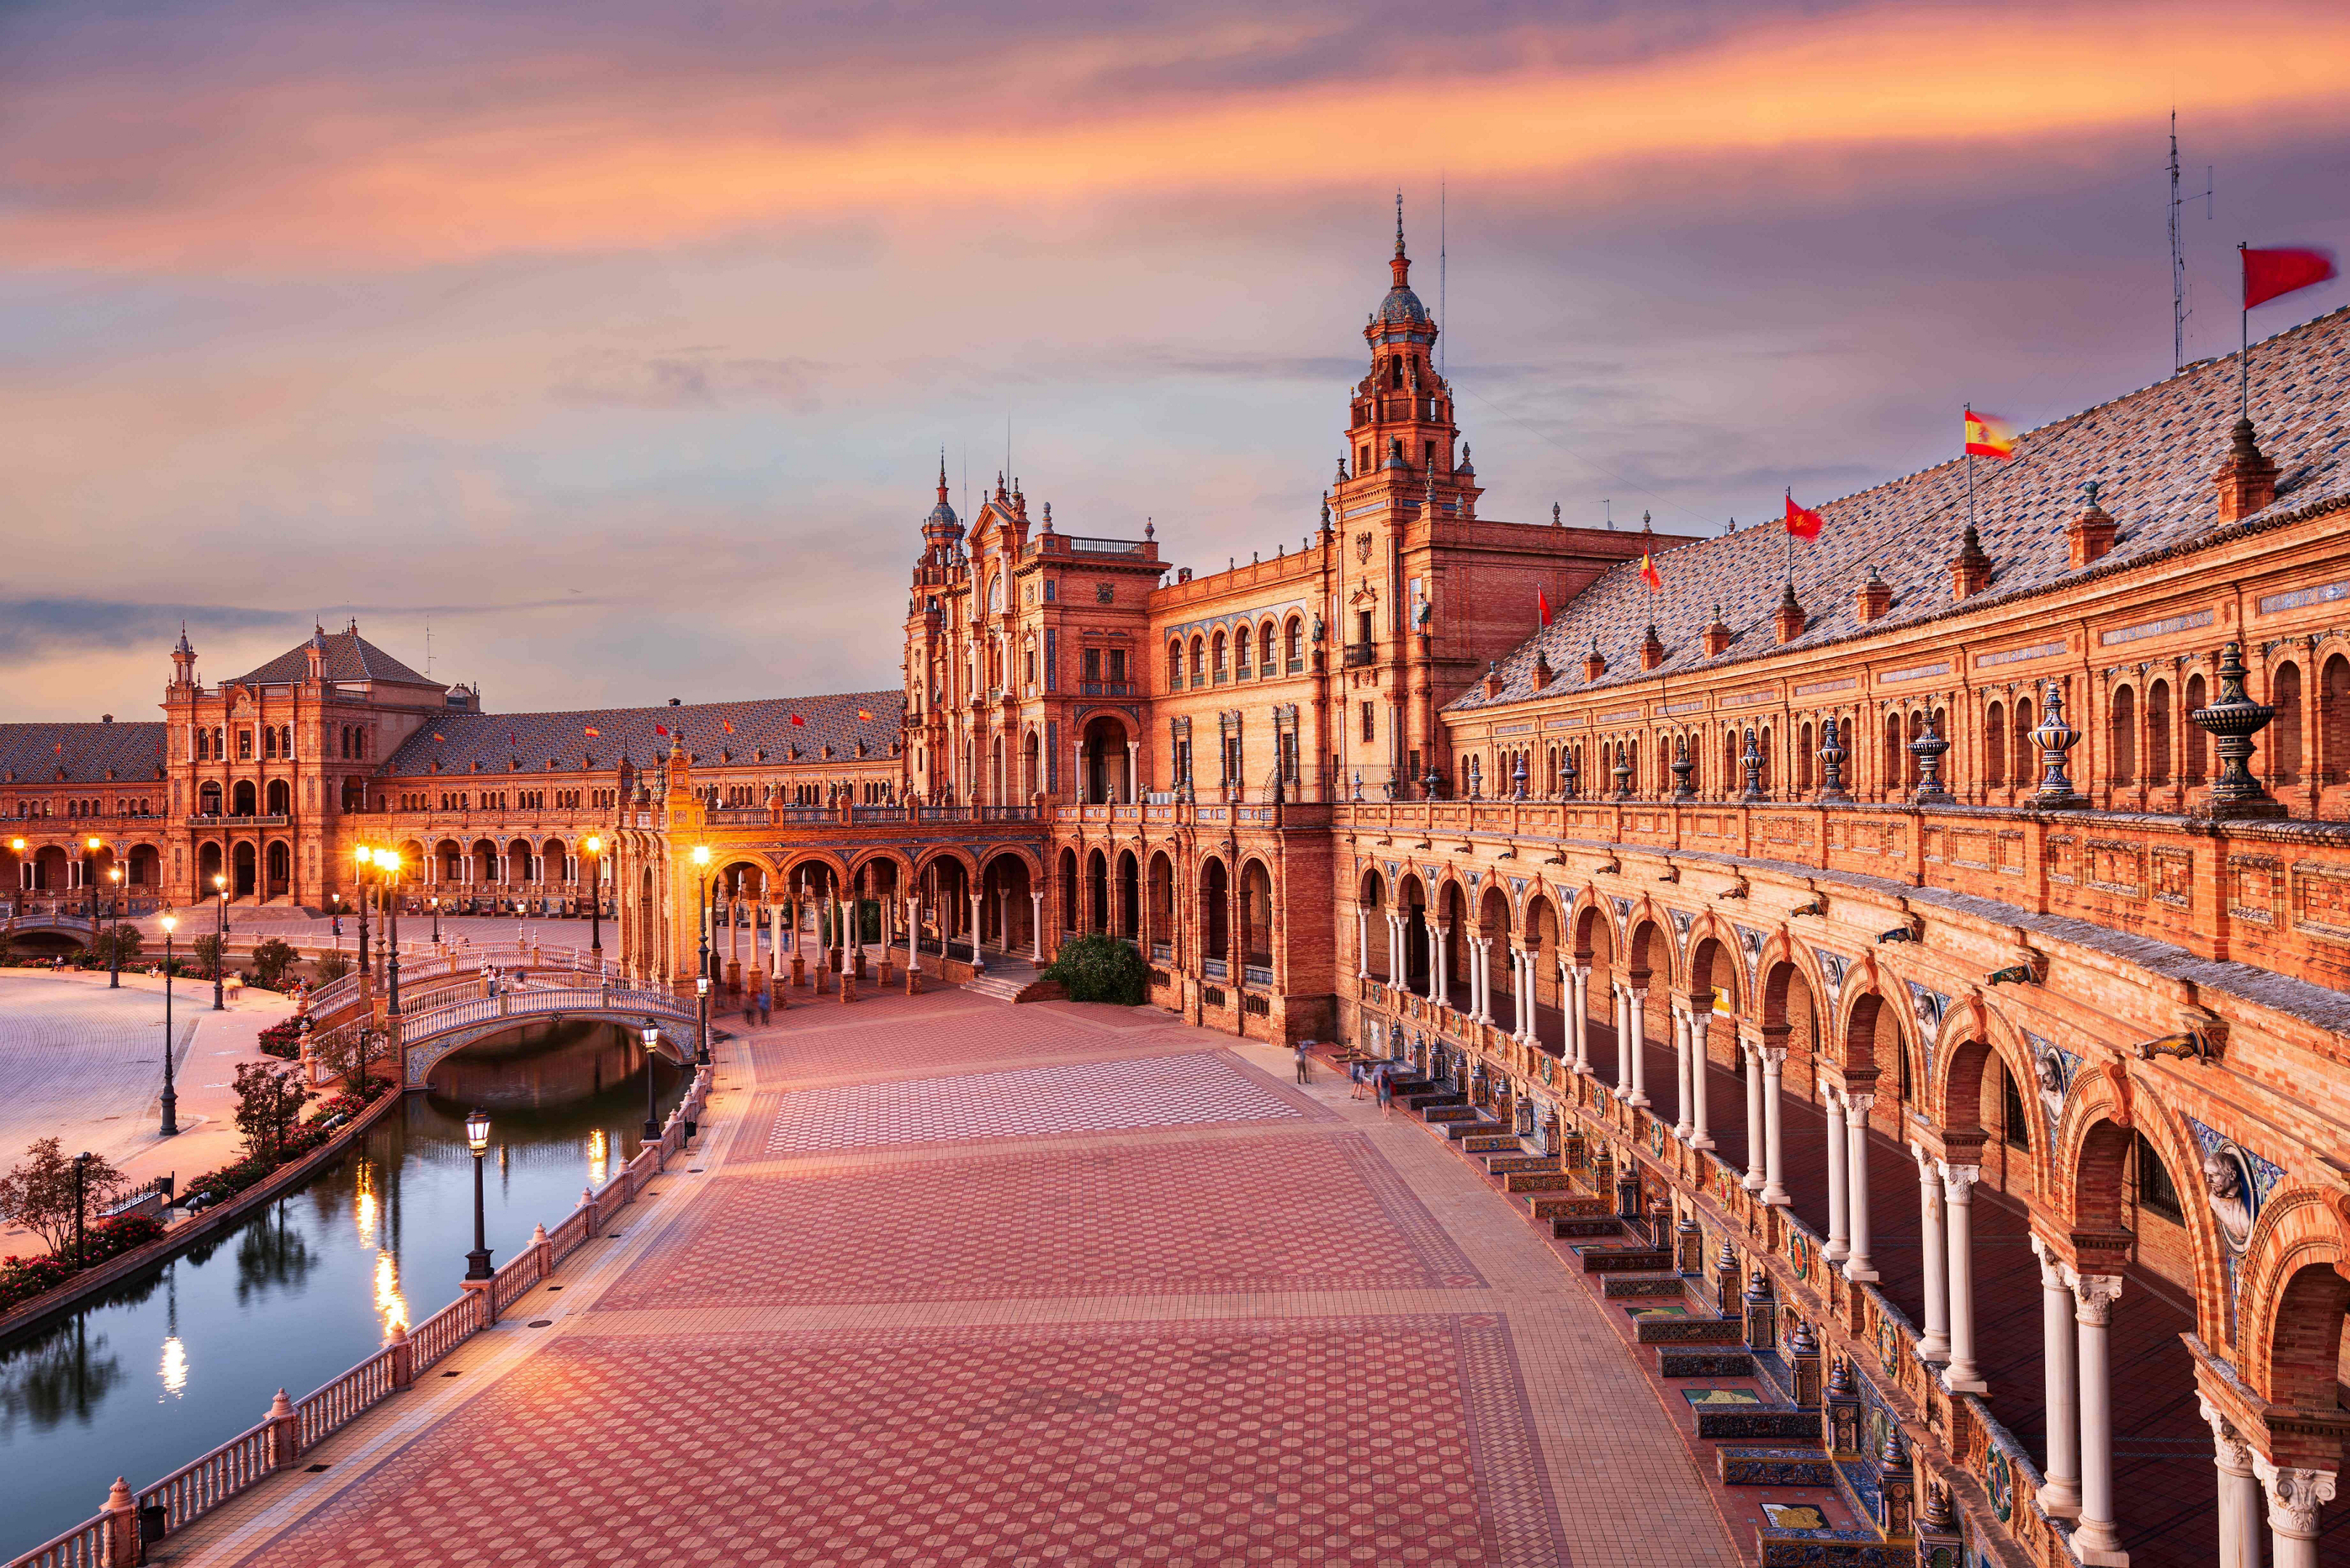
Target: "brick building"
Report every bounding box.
[6,221,2349,1565]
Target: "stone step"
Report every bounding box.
[1601,1274,1689,1299]
[1527,1193,1609,1220]
[1578,1246,1674,1275]
[1753,1527,1888,1563]
[1718,1446,1837,1489]
[1403,1091,1464,1112]
[1694,1403,1819,1441]
[1421,1104,1480,1124]
[1460,1135,1521,1155]
[1504,1171,1576,1193]
[1443,1119,1504,1143]
[1482,1154,1560,1175]
[1658,1349,1755,1379]
[1552,1216,1625,1239]
[1636,1316,1746,1346]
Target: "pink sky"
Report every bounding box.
[3,0,2346,718]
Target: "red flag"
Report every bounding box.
[790,713,807,727]
[1639,553,1662,591]
[856,707,873,721]
[1784,490,1824,541]
[584,725,600,737]
[1963,408,2015,461]
[433,732,444,742]
[53,742,63,755]
[654,724,669,736]
[722,718,735,734]
[506,732,517,745]
[2243,245,2337,309]
[1538,589,1552,628]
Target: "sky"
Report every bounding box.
[4,0,2347,721]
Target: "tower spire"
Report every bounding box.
[1392,189,1410,287]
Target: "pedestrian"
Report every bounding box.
[759,989,772,1025]
[1376,1066,1393,1114]
[1349,1057,1366,1100]
[1294,1039,1313,1085]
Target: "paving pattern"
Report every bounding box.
[164,983,1742,1568]
[761,1049,1313,1153]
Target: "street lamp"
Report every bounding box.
[353,846,373,987]
[378,849,403,1020]
[84,836,102,955]
[159,912,180,1135]
[695,973,711,1065]
[429,894,440,945]
[582,835,603,963]
[690,845,712,985]
[463,1107,494,1281]
[107,865,123,988]
[641,1018,662,1141]
[212,873,228,1010]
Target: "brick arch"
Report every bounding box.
[846,847,916,884]
[1929,997,2044,1150]
[1683,912,1744,1014]
[1831,984,1902,1082]
[1755,929,1827,1022]
[2234,1188,2350,1422]
[1563,886,1610,961]
[910,845,979,886]
[1624,915,1677,992]
[2052,1065,2232,1342]
[776,849,854,888]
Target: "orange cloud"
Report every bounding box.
[6,2,2345,272]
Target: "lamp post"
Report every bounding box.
[379,851,403,1019]
[641,1018,662,1140]
[695,974,711,1064]
[159,912,180,1135]
[429,894,440,945]
[8,837,22,907]
[690,845,712,986]
[212,873,228,1010]
[84,836,102,946]
[582,836,603,963]
[463,1108,494,1281]
[354,846,372,986]
[106,865,123,987]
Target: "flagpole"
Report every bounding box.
[1964,402,1975,531]
[2239,242,2251,422]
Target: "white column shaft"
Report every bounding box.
[1760,1050,1789,1204]
[1741,1045,1767,1190]
[2035,1241,2082,1517]
[1842,1100,1874,1280]
[1824,1090,1851,1262]
[1941,1165,1985,1393]
[1357,910,1370,979]
[1690,1014,1715,1148]
[1915,1150,1951,1360]
[2071,1273,2125,1556]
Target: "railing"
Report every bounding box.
[1244,964,1273,987]
[980,805,1035,821]
[1066,536,1149,555]
[850,806,908,823]
[1203,957,1228,980]
[182,813,292,827]
[7,1066,716,1568]
[1342,643,1376,668]
[396,987,692,1047]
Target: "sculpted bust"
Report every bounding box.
[2202,1149,2254,1252]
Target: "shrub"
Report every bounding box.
[249,937,299,989]
[255,1018,305,1060]
[192,933,224,978]
[1040,933,1149,1006]
[232,1062,314,1164]
[181,1127,330,1207]
[0,1138,128,1257]
[91,923,143,968]
[312,950,351,984]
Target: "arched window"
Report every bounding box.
[1235,626,1252,674]
[2274,661,2304,787]
[1284,618,1303,667]
[2182,675,2208,783]
[1212,632,1228,677]
[2108,685,2136,785]
[2322,655,2350,791]
[1985,701,2007,787]
[1167,642,1182,687]
[1189,637,1204,683]
[1798,722,1815,793]
[2147,681,2173,785]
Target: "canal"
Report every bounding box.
[0,1020,688,1558]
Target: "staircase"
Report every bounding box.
[961,955,1064,1005]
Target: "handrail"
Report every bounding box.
[5,1061,716,1568]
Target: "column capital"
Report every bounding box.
[1937,1161,1981,1198]
[2030,1232,2068,1284]
[1760,1045,1788,1069]
[2068,1271,2123,1325]
[2198,1395,2259,1477]
[2251,1457,2337,1536]
[1843,1091,1874,1114]
[1572,963,1589,979]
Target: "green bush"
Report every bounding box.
[249,937,298,988]
[1040,933,1149,1006]
[192,933,224,978]
[91,923,143,967]
[312,950,351,984]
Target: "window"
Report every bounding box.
[1212,632,1227,677]
[237,729,253,760]
[1999,1064,2029,1151]
[1109,649,1127,683]
[1083,648,1102,682]
[2135,1132,2184,1222]
[1360,701,1375,743]
[1285,618,1302,667]
[1235,630,1250,675]
[1167,643,1183,687]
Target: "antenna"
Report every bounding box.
[425,616,433,677]
[1438,175,1447,375]
[2169,109,2214,372]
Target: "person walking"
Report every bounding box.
[1349,1056,1367,1100]
[1294,1040,1313,1085]
[1376,1066,1393,1114]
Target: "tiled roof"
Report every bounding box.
[1452,305,2350,712]
[377,691,905,778]
[0,722,169,785]
[228,627,437,688]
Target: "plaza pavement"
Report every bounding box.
[152,984,1742,1567]
[0,971,288,1251]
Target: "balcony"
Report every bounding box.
[1079,681,1132,697]
[1342,643,1376,668]
[186,813,291,828]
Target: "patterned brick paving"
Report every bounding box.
[762,1050,1313,1153]
[758,989,1192,1088]
[599,1132,1485,1309]
[232,1316,1566,1568]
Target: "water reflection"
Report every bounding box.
[0,1020,686,1557]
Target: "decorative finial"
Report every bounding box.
[1552,502,1561,526]
[1395,188,1405,256]
[1144,515,1154,539]
[2080,478,2104,507]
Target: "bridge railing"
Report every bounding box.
[9,1061,715,1568]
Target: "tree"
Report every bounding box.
[1040,933,1149,1005]
[249,937,298,989]
[90,923,144,968]
[0,1138,127,1258]
[312,950,351,985]
[192,933,224,979]
[232,1062,313,1164]
[312,1023,385,1093]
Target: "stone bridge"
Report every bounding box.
[393,985,696,1090]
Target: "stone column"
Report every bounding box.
[2197,1397,2261,1568]
[1072,741,1085,804]
[1512,948,1530,1037]
[1357,908,1371,979]
[904,897,921,976]
[1842,1094,1874,1281]
[1824,1089,1851,1265]
[2031,1236,2081,1517]
[1939,1163,1986,1394]
[1469,939,1489,1022]
[2253,1456,2336,1568]
[1611,986,1631,1098]
[1389,914,1405,988]
[1432,923,1451,1008]
[1913,1145,1951,1362]
[1760,1047,1789,1204]
[966,889,984,972]
[1569,963,1589,1072]
[1690,1014,1715,1149]
[1742,1042,1767,1191]
[2068,1270,2125,1561]
[1125,741,1140,804]
[1029,891,1045,962]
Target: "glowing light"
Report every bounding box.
[374,1250,409,1334]
[587,1127,609,1188]
[159,1336,188,1399]
[353,1161,379,1247]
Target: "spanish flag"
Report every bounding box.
[857,706,873,721]
[584,725,600,738]
[1639,552,1662,591]
[1784,489,1824,542]
[722,718,735,734]
[790,713,806,727]
[1963,407,2015,461]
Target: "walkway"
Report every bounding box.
[158,984,1741,1567]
